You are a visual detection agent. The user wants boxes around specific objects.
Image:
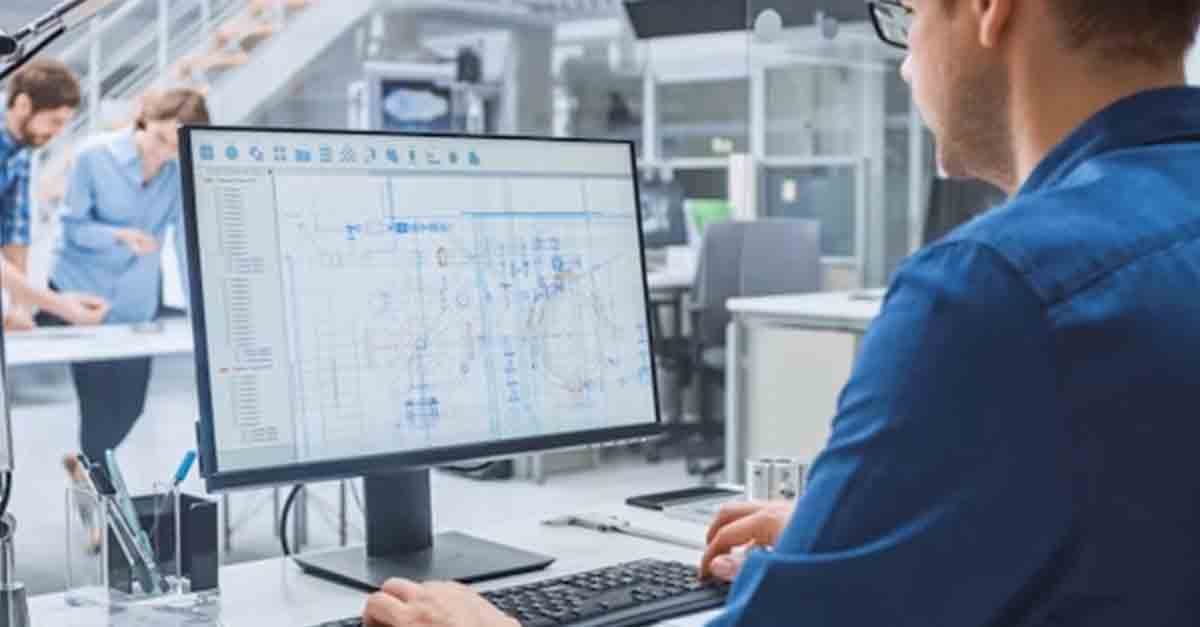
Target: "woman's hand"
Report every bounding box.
[114,228,161,256]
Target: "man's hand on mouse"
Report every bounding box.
[700,500,795,582]
[363,579,518,627]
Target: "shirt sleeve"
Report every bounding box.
[709,241,1074,627]
[0,157,31,248]
[59,152,118,250]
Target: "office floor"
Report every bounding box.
[8,356,695,596]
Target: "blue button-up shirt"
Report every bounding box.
[712,86,1200,626]
[53,130,186,324]
[0,111,33,248]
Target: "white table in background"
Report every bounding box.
[30,502,723,626]
[4,318,194,367]
[724,290,884,484]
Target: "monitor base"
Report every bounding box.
[295,531,554,591]
[293,469,553,591]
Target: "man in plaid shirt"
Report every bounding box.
[1,59,107,329]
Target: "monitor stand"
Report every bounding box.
[294,469,555,591]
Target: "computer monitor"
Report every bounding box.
[0,293,11,473]
[179,127,663,590]
[638,175,687,249]
[923,176,1007,246]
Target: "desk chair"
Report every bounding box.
[650,219,822,476]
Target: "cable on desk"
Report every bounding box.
[0,472,11,520]
[280,484,302,557]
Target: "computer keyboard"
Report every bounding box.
[311,558,729,627]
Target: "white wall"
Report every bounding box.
[1189,43,1200,85]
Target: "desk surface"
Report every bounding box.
[727,290,883,334]
[647,268,694,292]
[31,504,721,626]
[4,318,194,367]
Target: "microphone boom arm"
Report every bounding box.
[0,25,67,83]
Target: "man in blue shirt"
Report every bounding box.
[359,0,1200,625]
[0,59,106,329]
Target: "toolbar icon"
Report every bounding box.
[249,146,266,162]
[225,146,239,160]
[448,151,459,165]
[273,146,288,162]
[295,147,313,163]
[199,145,215,161]
[386,148,400,164]
[468,151,481,166]
[340,145,357,163]
[319,145,333,163]
[364,147,378,164]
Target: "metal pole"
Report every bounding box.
[200,0,212,34]
[292,486,308,551]
[87,19,101,132]
[338,481,348,546]
[157,0,170,82]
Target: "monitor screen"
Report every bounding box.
[182,129,661,488]
[638,177,687,249]
[379,80,455,132]
[0,292,10,472]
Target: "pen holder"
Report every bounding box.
[64,485,219,608]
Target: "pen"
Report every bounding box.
[170,451,196,487]
[542,514,707,551]
[149,450,197,546]
[73,454,141,573]
[80,454,115,496]
[105,450,165,595]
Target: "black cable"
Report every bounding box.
[444,462,495,474]
[0,26,66,82]
[0,471,11,520]
[279,484,302,557]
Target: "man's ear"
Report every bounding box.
[975,0,1014,48]
[8,94,31,119]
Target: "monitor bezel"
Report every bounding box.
[179,125,664,492]
[0,279,12,473]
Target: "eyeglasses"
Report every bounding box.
[867,1,913,50]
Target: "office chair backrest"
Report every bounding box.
[693,219,822,347]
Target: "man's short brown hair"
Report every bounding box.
[6,59,81,112]
[1050,0,1200,65]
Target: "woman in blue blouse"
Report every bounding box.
[42,89,209,464]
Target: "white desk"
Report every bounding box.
[647,268,694,292]
[30,504,722,626]
[4,318,194,367]
[724,291,883,484]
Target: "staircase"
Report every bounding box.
[27,0,624,293]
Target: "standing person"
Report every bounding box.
[0,59,108,329]
[1,261,108,330]
[44,88,210,465]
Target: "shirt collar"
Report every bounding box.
[110,129,141,167]
[1018,86,1200,196]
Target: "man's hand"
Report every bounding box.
[363,579,518,627]
[56,293,110,326]
[114,228,161,256]
[4,305,34,331]
[700,501,795,582]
